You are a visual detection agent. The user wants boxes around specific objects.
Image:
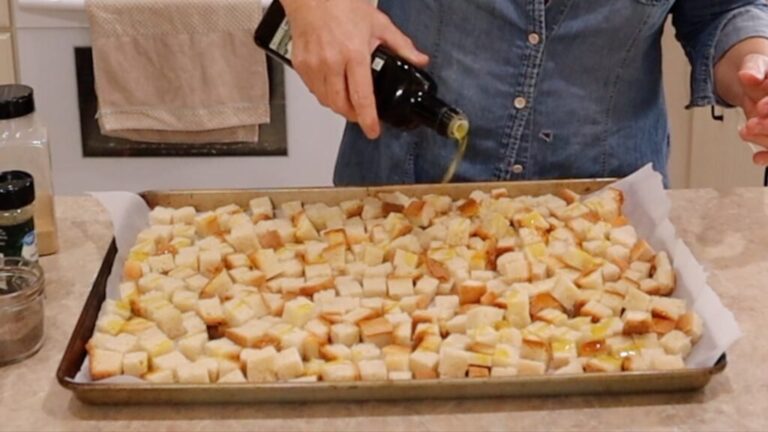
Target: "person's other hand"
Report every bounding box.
[737,53,768,165]
[283,0,429,139]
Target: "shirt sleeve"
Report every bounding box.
[672,0,768,108]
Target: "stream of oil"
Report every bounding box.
[441,133,469,183]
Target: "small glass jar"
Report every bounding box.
[0,171,39,262]
[0,85,59,256]
[0,257,45,366]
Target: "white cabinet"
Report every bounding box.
[0,0,10,28]
[0,32,14,84]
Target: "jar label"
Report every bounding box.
[0,219,39,262]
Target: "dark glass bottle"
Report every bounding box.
[254,1,469,140]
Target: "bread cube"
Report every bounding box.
[438,348,470,378]
[650,296,686,322]
[282,297,317,328]
[358,359,388,381]
[660,330,692,357]
[321,361,358,382]
[218,369,248,383]
[465,306,504,330]
[144,369,175,384]
[652,353,685,370]
[445,315,468,334]
[275,347,305,381]
[331,323,361,347]
[137,328,173,358]
[503,289,531,328]
[387,278,415,300]
[152,350,190,373]
[176,362,211,384]
[362,277,387,298]
[677,311,703,343]
[621,310,653,335]
[351,343,382,363]
[197,297,225,326]
[246,346,278,382]
[89,349,124,380]
[320,344,353,361]
[178,332,208,361]
[409,351,440,379]
[204,338,242,361]
[516,359,547,376]
[383,345,412,372]
[580,300,613,322]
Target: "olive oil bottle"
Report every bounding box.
[254,1,469,182]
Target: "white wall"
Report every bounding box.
[14,3,344,194]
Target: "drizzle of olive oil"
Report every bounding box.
[441,118,470,183]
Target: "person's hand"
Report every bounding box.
[282,0,429,139]
[736,53,768,165]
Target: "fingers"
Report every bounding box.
[347,51,381,139]
[374,14,429,67]
[323,54,357,120]
[758,96,768,117]
[738,54,768,101]
[753,151,768,166]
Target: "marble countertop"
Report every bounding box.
[2,191,767,432]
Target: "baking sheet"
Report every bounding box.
[76,164,740,383]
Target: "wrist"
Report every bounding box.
[715,37,768,106]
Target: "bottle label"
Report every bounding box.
[0,219,39,262]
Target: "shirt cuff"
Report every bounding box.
[688,6,768,108]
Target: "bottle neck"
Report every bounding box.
[411,92,468,139]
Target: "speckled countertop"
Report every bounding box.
[1,191,767,432]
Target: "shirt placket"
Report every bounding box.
[494,0,547,181]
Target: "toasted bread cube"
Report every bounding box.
[246,346,278,383]
[341,307,377,324]
[218,369,248,383]
[250,249,283,280]
[677,311,703,343]
[652,353,685,370]
[466,306,504,330]
[304,318,331,340]
[178,332,208,361]
[147,254,175,275]
[170,206,196,225]
[660,330,692,357]
[443,333,471,352]
[580,300,613,322]
[383,345,412,372]
[320,344,353,361]
[282,297,317,328]
[182,274,208,294]
[623,287,651,312]
[200,269,234,300]
[445,315,468,335]
[387,278,415,300]
[358,359,388,381]
[274,347,305,380]
[248,196,273,220]
[438,348,470,378]
[336,278,363,298]
[457,280,486,305]
[197,297,225,326]
[549,337,578,369]
[650,295,686,321]
[262,293,286,316]
[584,355,623,373]
[504,289,531,328]
[152,350,190,373]
[137,328,173,358]
[389,321,410,347]
[225,320,273,348]
[492,343,519,368]
[89,349,124,380]
[95,314,126,337]
[144,369,175,384]
[331,323,361,347]
[221,298,255,327]
[362,277,387,298]
[176,362,211,384]
[622,310,653,335]
[149,206,174,225]
[321,361,358,382]
[198,250,223,277]
[516,359,546,376]
[409,351,440,379]
[521,336,549,364]
[150,305,186,339]
[609,225,637,249]
[120,351,148,377]
[227,223,258,254]
[351,343,382,363]
[204,338,242,361]
[169,289,197,313]
[414,276,439,300]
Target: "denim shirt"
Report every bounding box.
[333,0,768,186]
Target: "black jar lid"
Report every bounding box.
[0,171,35,211]
[0,85,35,120]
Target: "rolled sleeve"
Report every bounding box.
[673,1,768,108]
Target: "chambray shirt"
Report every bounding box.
[333,0,768,186]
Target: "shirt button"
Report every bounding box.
[514,97,527,109]
[528,33,541,45]
[511,164,524,174]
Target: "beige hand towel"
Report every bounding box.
[86,0,270,144]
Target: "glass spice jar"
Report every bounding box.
[0,257,45,365]
[0,171,38,262]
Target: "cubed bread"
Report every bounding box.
[89,349,124,380]
[176,362,211,384]
[660,330,692,357]
[358,359,388,381]
[246,346,278,383]
[438,348,470,378]
[218,369,248,383]
[321,361,359,382]
[178,332,209,361]
[275,347,305,380]
[144,369,175,384]
[197,297,225,326]
[152,350,190,372]
[331,323,361,347]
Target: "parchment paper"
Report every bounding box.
[75,164,741,382]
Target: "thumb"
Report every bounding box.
[738,54,768,88]
[373,15,430,67]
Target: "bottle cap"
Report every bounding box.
[0,171,36,211]
[0,85,36,120]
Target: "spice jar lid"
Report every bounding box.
[0,171,35,211]
[0,85,35,120]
